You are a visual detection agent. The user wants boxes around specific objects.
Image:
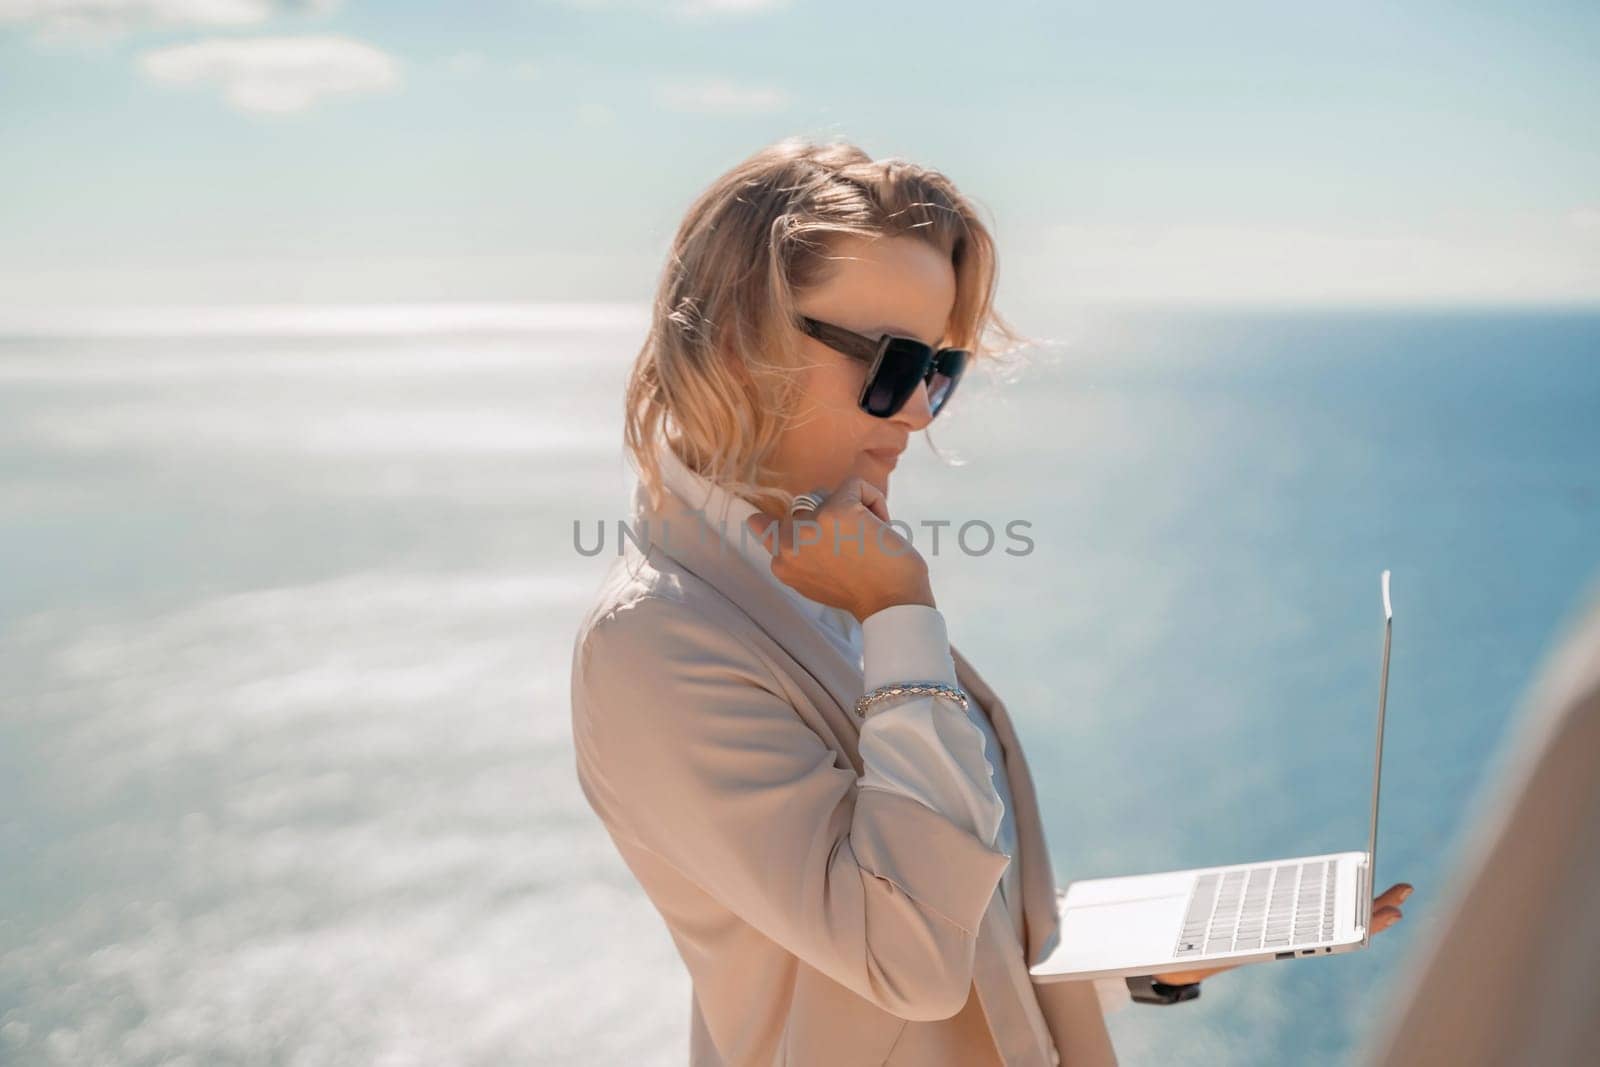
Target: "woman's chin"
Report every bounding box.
[860,453,897,497]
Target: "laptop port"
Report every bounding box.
[1275,951,1294,960]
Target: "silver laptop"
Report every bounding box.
[1031,570,1394,983]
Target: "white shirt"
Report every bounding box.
[654,439,1131,1015]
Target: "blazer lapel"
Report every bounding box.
[951,644,1062,967]
[951,645,1070,1065]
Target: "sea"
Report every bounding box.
[1,303,1596,1066]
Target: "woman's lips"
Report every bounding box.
[863,447,900,469]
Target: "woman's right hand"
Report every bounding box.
[744,456,935,623]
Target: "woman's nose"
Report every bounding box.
[890,378,935,430]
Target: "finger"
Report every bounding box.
[1154,964,1230,984]
[1371,905,1403,932]
[820,477,867,524]
[827,475,862,511]
[775,507,831,558]
[1152,970,1206,985]
[1374,883,1414,909]
[856,477,891,524]
[826,482,883,556]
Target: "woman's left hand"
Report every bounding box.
[1150,881,1414,986]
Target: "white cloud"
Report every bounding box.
[137,34,400,115]
[0,0,338,39]
[1569,206,1600,231]
[654,77,787,114]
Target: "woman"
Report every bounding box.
[569,137,1411,1066]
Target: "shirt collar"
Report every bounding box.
[653,436,844,633]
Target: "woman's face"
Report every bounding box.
[766,233,957,511]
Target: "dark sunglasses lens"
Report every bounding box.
[926,350,969,416]
[863,338,933,416]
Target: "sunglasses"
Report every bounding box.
[799,316,970,420]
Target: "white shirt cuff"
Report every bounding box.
[856,604,1002,846]
[860,603,957,690]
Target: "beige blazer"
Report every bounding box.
[570,477,1118,1066]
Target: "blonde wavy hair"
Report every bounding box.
[624,135,1030,517]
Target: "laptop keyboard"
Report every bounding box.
[1173,860,1337,958]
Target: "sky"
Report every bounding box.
[1,0,1596,310]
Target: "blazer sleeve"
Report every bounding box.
[572,596,1014,1022]
[1094,975,1134,1014]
